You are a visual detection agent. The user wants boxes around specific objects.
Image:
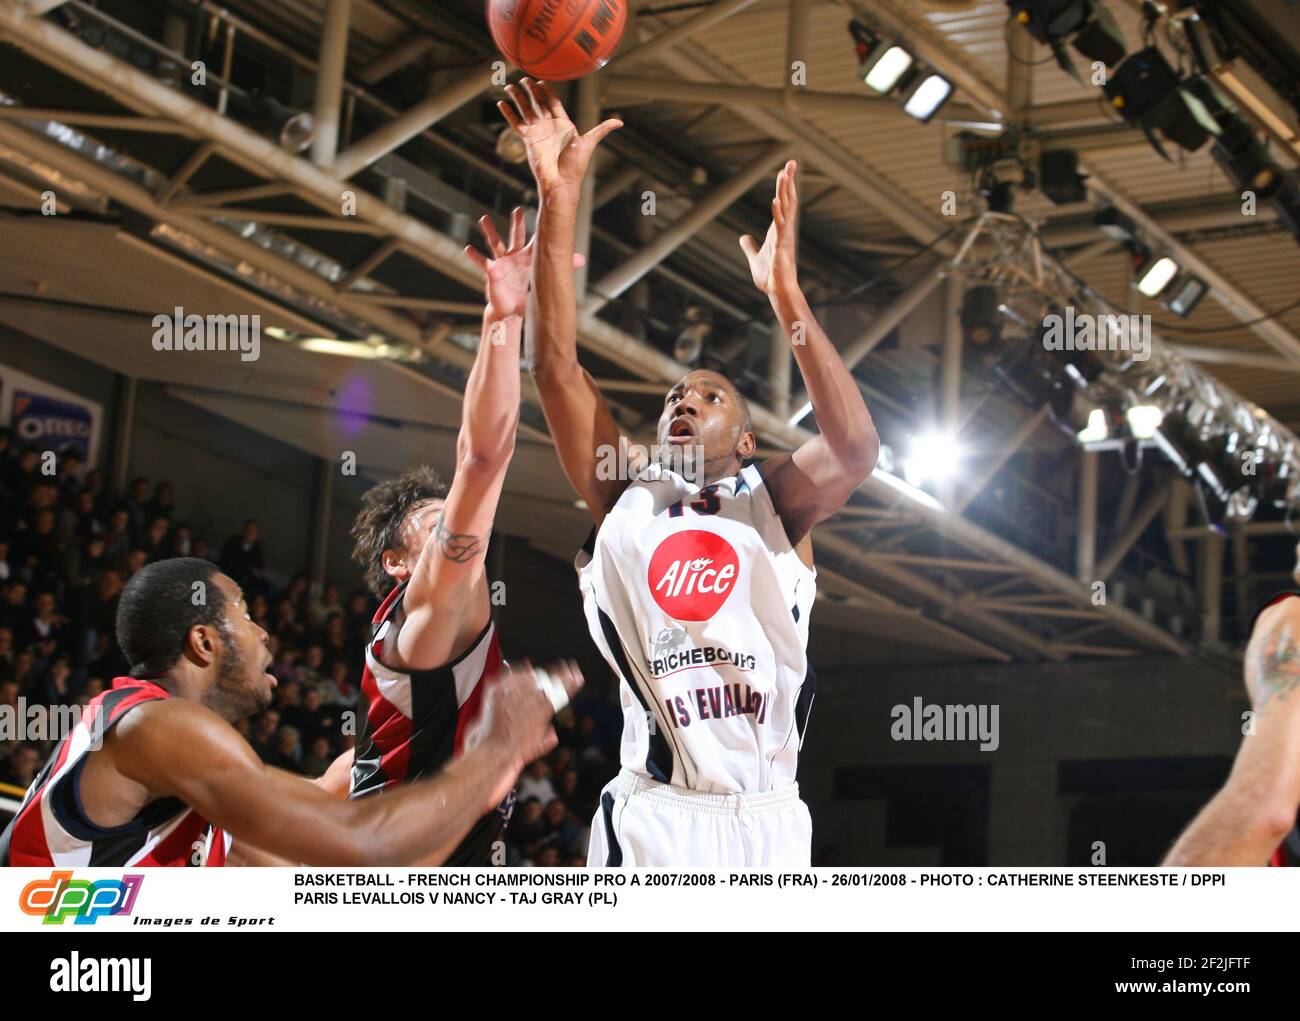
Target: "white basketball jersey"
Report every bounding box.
[576,461,817,795]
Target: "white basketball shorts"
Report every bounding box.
[586,768,812,867]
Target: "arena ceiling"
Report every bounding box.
[1,0,1298,664]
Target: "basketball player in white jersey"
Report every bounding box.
[502,79,880,866]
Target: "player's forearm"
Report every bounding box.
[459,310,522,468]
[332,740,514,866]
[773,284,878,472]
[526,192,581,379]
[1163,786,1291,866]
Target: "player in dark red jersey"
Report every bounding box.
[0,557,581,867]
[1164,543,1300,866]
[347,209,583,864]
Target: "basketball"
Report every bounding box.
[487,0,627,81]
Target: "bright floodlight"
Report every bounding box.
[864,45,914,93]
[902,73,953,123]
[1077,408,1109,444]
[1126,404,1164,439]
[1137,256,1179,298]
[903,431,961,487]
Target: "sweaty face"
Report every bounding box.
[657,371,753,480]
[207,574,275,721]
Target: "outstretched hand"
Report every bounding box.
[499,77,622,201]
[739,159,800,298]
[464,206,585,319]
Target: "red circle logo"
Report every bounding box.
[647,530,739,621]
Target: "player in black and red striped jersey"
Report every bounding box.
[1164,541,1300,866]
[346,209,583,865]
[0,557,580,867]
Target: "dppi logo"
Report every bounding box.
[648,530,739,622]
[19,871,144,925]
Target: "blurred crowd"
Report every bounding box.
[0,428,619,866]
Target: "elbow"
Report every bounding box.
[1253,800,1297,848]
[840,429,880,483]
[456,428,516,474]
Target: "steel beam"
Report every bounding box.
[584,140,788,314]
[331,68,493,179]
[311,0,351,167]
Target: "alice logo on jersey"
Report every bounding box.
[647,530,739,621]
[19,870,144,925]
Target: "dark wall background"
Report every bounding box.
[800,654,1244,866]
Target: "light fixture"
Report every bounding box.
[1077,407,1109,443]
[673,306,710,365]
[1125,404,1163,439]
[1006,0,1126,70]
[900,70,954,123]
[849,20,914,95]
[903,430,962,488]
[1039,149,1088,205]
[299,338,387,358]
[1210,113,1284,198]
[960,285,1003,347]
[248,90,316,154]
[1103,49,1220,160]
[1094,206,1138,243]
[1167,275,1208,318]
[1136,255,1180,298]
[495,125,528,165]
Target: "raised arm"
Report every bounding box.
[113,661,582,866]
[1163,598,1300,865]
[743,161,879,545]
[396,209,532,668]
[501,78,627,528]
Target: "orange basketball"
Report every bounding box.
[487,0,627,81]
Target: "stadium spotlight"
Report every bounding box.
[1103,49,1220,160]
[1136,254,1180,298]
[1211,114,1284,198]
[903,430,962,488]
[1167,275,1208,318]
[1125,404,1164,440]
[1005,0,1126,77]
[849,20,914,95]
[900,70,954,123]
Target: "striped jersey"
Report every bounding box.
[350,580,513,864]
[0,678,229,867]
[577,462,817,795]
[1254,589,1300,867]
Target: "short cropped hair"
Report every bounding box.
[116,558,226,679]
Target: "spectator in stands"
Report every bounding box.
[121,476,151,540]
[268,726,302,772]
[220,519,266,594]
[300,734,333,778]
[248,709,280,762]
[517,759,558,805]
[103,508,132,560]
[0,744,39,790]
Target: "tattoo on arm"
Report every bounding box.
[1247,620,1300,710]
[432,514,488,564]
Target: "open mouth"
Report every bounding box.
[667,417,696,443]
